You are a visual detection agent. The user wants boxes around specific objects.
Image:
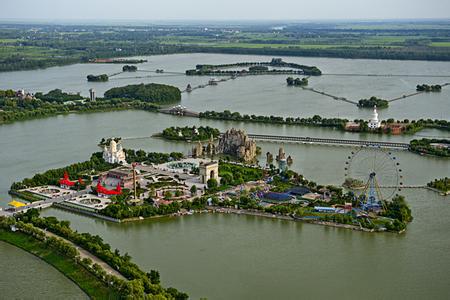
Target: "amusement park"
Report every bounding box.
[2,135,413,233]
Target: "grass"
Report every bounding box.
[430,42,450,47]
[0,229,120,300]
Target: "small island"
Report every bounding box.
[122,65,138,72]
[357,96,389,108]
[186,58,322,76]
[104,83,181,104]
[416,84,442,92]
[86,74,109,82]
[409,138,450,157]
[427,177,450,195]
[90,58,147,64]
[286,76,309,86]
[158,126,220,141]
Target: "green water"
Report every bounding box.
[0,241,88,299]
[41,188,449,300]
[0,53,449,299]
[0,53,449,121]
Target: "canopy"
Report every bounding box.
[8,200,26,208]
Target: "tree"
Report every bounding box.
[207,178,218,189]
[164,191,172,199]
[190,185,197,196]
[149,270,160,284]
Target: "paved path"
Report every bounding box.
[45,231,127,281]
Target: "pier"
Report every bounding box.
[246,133,410,149]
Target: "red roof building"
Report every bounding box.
[96,181,122,196]
[59,171,76,188]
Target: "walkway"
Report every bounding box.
[247,134,410,149]
[45,231,127,281]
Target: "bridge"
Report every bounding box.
[246,134,410,149]
[1,190,89,217]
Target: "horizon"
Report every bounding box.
[1,0,450,21]
[0,18,449,26]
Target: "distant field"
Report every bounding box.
[430,42,450,47]
[161,41,401,49]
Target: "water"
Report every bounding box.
[0,53,449,121]
[1,110,449,203]
[0,54,449,299]
[0,241,88,299]
[40,188,450,300]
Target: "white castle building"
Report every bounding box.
[102,139,126,164]
[368,106,381,129]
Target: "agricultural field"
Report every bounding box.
[0,20,450,72]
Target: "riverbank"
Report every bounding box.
[0,229,119,299]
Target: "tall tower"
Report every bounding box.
[368,105,381,129]
[89,88,96,101]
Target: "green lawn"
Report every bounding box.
[0,230,120,300]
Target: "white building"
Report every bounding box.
[368,106,381,129]
[102,139,126,164]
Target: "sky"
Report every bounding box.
[1,0,450,21]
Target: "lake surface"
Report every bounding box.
[41,188,450,300]
[0,53,449,121]
[0,241,88,299]
[0,54,449,299]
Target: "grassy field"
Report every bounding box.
[0,230,120,299]
[430,42,450,47]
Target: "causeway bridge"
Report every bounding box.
[246,134,410,149]
[1,190,89,217]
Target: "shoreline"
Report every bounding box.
[0,230,116,299]
[54,203,397,233]
[206,207,383,233]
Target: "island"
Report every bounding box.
[416,84,442,92]
[90,58,147,64]
[409,138,450,157]
[157,126,220,142]
[122,65,138,72]
[104,83,181,104]
[86,74,109,82]
[186,58,322,76]
[286,76,309,86]
[427,177,450,195]
[0,83,183,125]
[357,96,389,108]
[7,143,412,233]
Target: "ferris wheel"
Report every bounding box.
[343,146,403,211]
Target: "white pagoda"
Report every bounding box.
[102,139,126,164]
[368,106,381,129]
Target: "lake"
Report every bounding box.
[0,53,449,299]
